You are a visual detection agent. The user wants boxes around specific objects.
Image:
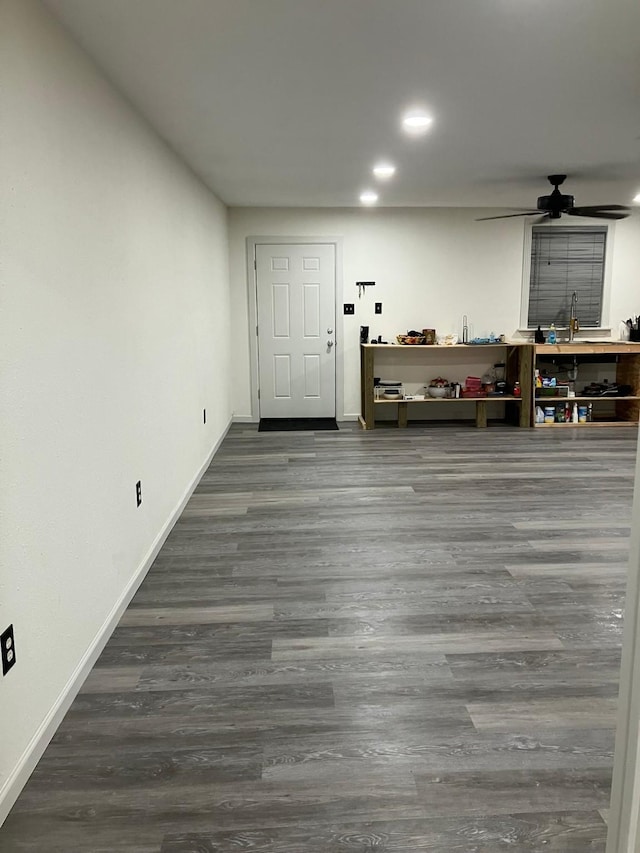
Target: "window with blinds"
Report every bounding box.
[527,225,607,328]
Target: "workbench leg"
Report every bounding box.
[360,345,375,429]
[398,402,408,428]
[475,400,487,428]
[518,344,534,427]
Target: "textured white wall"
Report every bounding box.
[608,218,640,331]
[0,0,231,818]
[228,208,640,419]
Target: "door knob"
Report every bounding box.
[327,328,333,334]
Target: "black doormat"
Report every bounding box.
[259,418,339,432]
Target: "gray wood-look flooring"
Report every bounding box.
[1,422,636,852]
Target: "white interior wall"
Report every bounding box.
[3,0,640,826]
[228,208,640,419]
[0,0,231,819]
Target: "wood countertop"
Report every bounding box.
[536,342,640,355]
[361,342,526,349]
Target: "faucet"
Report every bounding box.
[569,291,579,341]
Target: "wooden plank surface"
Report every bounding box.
[475,399,487,428]
[616,354,640,423]
[360,343,375,429]
[536,343,640,355]
[362,343,535,429]
[362,342,528,349]
[1,423,635,852]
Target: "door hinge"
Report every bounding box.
[257,389,260,400]
[254,259,257,270]
[256,324,259,336]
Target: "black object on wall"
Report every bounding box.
[1,624,16,676]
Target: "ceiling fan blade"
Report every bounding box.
[570,204,629,213]
[568,209,629,220]
[475,211,540,221]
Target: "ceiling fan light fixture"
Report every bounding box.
[477,174,630,222]
[633,193,640,204]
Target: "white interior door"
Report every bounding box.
[256,243,336,418]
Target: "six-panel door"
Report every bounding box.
[256,243,336,418]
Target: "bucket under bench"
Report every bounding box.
[359,342,534,429]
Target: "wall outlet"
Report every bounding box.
[375,302,382,314]
[136,480,142,507]
[344,303,355,315]
[1,625,16,676]
[203,408,206,424]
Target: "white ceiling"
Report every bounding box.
[44,0,640,209]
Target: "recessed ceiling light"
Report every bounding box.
[373,162,396,180]
[633,193,640,203]
[360,190,379,205]
[402,110,433,135]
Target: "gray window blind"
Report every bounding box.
[527,225,607,328]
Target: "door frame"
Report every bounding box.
[246,236,344,422]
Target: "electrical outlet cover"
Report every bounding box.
[1,624,16,676]
[344,303,355,315]
[136,480,142,507]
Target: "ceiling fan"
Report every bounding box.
[477,174,630,221]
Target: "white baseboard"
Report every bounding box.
[0,417,232,826]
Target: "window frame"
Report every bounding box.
[519,219,615,333]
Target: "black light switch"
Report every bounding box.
[375,302,382,314]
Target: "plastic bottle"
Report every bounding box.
[513,381,521,398]
[572,403,578,423]
[548,324,557,344]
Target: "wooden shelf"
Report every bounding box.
[375,396,523,404]
[536,421,638,428]
[536,342,640,356]
[362,342,523,349]
[535,395,640,402]
[360,342,534,429]
[533,346,640,428]
[360,339,640,431]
